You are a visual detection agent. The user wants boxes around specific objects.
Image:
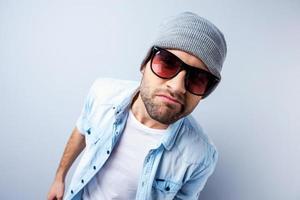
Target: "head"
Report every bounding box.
[138,12,227,125]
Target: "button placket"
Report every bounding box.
[87,128,91,135]
[141,153,152,191]
[114,122,119,136]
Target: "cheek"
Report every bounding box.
[143,65,167,87]
[184,96,201,112]
[140,73,157,97]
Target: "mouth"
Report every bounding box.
[156,94,183,106]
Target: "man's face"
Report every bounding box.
[139,49,208,125]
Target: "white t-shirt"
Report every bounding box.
[82,110,167,200]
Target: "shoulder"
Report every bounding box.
[176,115,218,165]
[90,77,139,95]
[88,77,139,104]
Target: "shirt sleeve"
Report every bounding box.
[174,147,218,200]
[75,81,96,136]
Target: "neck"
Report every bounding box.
[131,93,169,130]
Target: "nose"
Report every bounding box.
[166,70,187,94]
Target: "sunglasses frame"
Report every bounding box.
[149,46,220,98]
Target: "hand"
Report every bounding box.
[47,180,65,200]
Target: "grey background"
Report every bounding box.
[0,0,299,199]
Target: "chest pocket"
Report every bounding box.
[84,126,106,146]
[152,178,182,194]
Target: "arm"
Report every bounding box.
[47,127,86,200]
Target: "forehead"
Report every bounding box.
[166,48,208,71]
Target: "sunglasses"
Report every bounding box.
[149,46,220,98]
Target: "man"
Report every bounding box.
[47,12,227,200]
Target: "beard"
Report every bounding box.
[139,83,186,125]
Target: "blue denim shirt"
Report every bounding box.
[64,78,218,200]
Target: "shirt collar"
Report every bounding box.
[160,118,184,150]
[114,86,140,118]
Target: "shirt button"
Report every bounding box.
[71,190,74,194]
[106,150,110,154]
[81,179,84,183]
[93,166,96,170]
[165,186,170,191]
[112,106,116,110]
[87,129,91,135]
[116,131,119,135]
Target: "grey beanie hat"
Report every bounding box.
[147,12,227,79]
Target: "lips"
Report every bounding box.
[156,94,183,105]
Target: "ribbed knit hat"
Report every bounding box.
[145,12,227,79]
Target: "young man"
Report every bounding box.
[47,12,227,200]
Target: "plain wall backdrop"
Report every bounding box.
[0,0,299,199]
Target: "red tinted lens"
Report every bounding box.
[151,50,181,78]
[186,70,210,95]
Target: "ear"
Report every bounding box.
[141,68,145,74]
[140,65,146,74]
